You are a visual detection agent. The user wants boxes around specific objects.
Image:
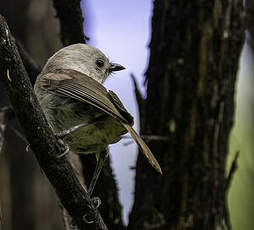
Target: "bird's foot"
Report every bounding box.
[83,214,94,224]
[91,196,101,208]
[56,139,70,158]
[82,197,101,224]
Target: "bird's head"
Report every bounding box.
[41,44,125,83]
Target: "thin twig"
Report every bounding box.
[224,151,240,230]
[226,151,240,191]
[130,73,145,119]
[122,135,169,141]
[122,134,169,146]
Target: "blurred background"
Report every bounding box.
[0,0,253,229]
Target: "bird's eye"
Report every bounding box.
[96,59,104,68]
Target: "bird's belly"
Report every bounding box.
[46,102,126,154]
[64,117,126,154]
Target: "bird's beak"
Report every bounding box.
[109,63,125,72]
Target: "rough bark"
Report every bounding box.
[128,1,244,230]
[52,0,87,46]
[0,1,62,230]
[0,15,107,230]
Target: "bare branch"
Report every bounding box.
[130,73,145,113]
[224,151,239,230]
[226,151,240,191]
[0,14,107,230]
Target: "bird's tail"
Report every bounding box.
[122,123,162,174]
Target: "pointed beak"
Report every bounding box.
[109,63,125,72]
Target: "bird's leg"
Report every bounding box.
[55,122,89,158]
[56,115,107,138]
[55,122,91,158]
[55,115,107,158]
[56,121,90,138]
[88,148,109,196]
[57,139,70,158]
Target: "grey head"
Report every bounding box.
[40,44,125,83]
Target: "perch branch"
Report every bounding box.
[0,15,107,230]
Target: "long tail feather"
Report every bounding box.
[122,123,162,174]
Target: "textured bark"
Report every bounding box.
[0,1,62,230]
[52,0,87,46]
[128,1,244,230]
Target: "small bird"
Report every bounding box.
[34,44,162,194]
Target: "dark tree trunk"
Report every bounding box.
[128,1,244,230]
[0,1,63,230]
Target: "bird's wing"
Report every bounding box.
[107,90,133,125]
[41,69,132,124]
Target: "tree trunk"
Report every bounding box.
[128,1,244,229]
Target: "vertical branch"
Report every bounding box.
[52,0,87,45]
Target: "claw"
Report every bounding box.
[7,69,12,82]
[91,197,101,208]
[83,214,94,224]
[25,144,30,152]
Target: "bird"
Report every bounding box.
[34,44,162,195]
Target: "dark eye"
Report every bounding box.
[96,59,104,68]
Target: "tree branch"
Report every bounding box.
[0,14,107,230]
[226,151,240,191]
[130,73,145,129]
[52,0,88,46]
[16,40,41,85]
